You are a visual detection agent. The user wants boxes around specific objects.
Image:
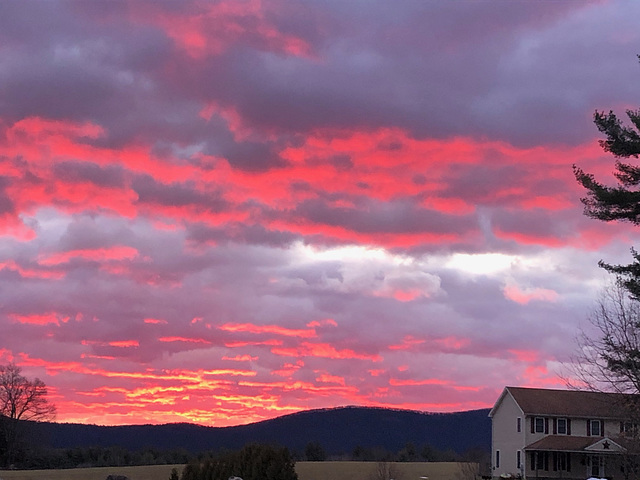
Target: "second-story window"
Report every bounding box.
[517,417,522,432]
[535,417,545,433]
[590,419,602,436]
[557,418,567,435]
[622,422,637,436]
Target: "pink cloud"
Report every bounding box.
[315,373,346,386]
[306,319,338,328]
[503,284,559,304]
[158,337,212,345]
[108,340,140,348]
[0,260,65,280]
[389,336,426,351]
[144,318,168,324]
[222,354,258,362]
[271,342,382,362]
[219,322,317,338]
[508,349,540,363]
[130,1,314,59]
[9,313,69,326]
[38,246,139,266]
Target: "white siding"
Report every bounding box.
[492,391,526,477]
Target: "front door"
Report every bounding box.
[589,455,604,478]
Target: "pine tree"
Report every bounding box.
[574,101,640,299]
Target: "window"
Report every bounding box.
[590,419,602,436]
[517,450,521,469]
[534,451,548,471]
[622,422,637,436]
[517,417,522,432]
[535,416,545,433]
[557,418,567,435]
[555,452,571,472]
[496,450,500,469]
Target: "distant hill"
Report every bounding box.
[31,406,491,456]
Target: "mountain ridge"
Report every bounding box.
[30,406,491,456]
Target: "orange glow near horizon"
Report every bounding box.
[219,322,317,338]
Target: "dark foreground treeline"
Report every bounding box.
[4,444,191,470]
[182,444,298,480]
[5,440,487,470]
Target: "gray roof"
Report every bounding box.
[496,386,631,419]
[526,435,624,453]
[526,435,602,452]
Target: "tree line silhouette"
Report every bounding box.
[2,438,487,470]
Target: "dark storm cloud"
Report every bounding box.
[187,222,298,247]
[132,175,227,210]
[296,197,475,235]
[218,139,289,171]
[441,165,528,204]
[1,0,627,164]
[0,4,170,122]
[491,208,575,241]
[0,177,16,215]
[56,216,136,251]
[165,0,614,146]
[53,162,127,189]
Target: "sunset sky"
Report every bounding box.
[2,0,640,427]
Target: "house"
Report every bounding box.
[489,386,639,480]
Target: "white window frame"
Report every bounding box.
[590,419,601,436]
[535,416,545,433]
[557,417,567,435]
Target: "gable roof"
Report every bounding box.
[526,435,625,453]
[493,386,630,419]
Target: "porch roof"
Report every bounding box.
[526,435,622,453]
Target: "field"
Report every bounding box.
[0,462,475,480]
[0,464,183,480]
[296,461,474,480]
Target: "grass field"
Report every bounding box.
[0,464,184,480]
[296,461,474,480]
[0,461,474,480]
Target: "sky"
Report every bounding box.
[1,0,640,427]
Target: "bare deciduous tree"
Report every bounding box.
[572,282,640,394]
[0,363,56,466]
[571,282,640,480]
[454,462,479,480]
[370,461,403,480]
